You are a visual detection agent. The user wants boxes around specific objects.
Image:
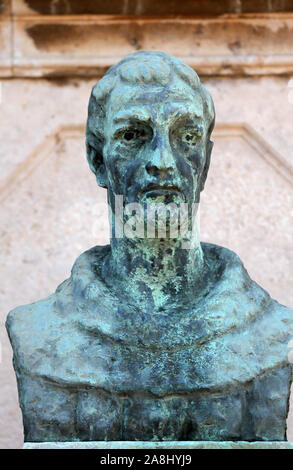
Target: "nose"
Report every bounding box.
[145,135,176,177]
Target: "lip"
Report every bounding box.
[141,184,181,195]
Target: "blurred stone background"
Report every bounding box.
[1,0,293,448]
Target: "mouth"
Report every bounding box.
[141,184,182,196]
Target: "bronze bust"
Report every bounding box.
[6,51,293,443]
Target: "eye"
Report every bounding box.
[184,133,194,141]
[123,130,137,141]
[181,128,203,145]
[170,126,203,149]
[118,126,151,146]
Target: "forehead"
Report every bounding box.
[105,81,204,124]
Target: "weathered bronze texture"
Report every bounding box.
[6,52,293,442]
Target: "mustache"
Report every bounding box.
[141,183,182,194]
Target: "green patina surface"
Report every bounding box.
[6,52,293,443]
[86,51,214,312]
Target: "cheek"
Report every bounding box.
[187,150,203,166]
[176,151,204,183]
[104,143,128,171]
[104,145,142,194]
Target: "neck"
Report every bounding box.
[102,229,206,311]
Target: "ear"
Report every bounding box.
[200,140,213,192]
[86,139,108,189]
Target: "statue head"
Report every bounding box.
[86,51,215,213]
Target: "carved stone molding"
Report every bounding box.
[214,123,293,186]
[1,1,293,77]
[0,124,83,202]
[1,122,292,203]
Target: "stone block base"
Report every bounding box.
[23,441,293,449]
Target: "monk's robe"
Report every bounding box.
[6,243,293,442]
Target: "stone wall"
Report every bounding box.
[1,0,293,448]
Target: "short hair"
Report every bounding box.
[86,51,215,178]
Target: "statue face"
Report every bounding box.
[102,80,210,210]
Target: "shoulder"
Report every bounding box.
[6,292,57,341]
[200,242,293,380]
[6,292,60,374]
[202,241,293,319]
[6,244,109,341]
[6,244,110,381]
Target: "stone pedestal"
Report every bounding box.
[23,441,293,449]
